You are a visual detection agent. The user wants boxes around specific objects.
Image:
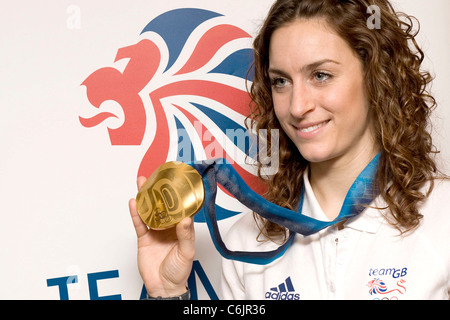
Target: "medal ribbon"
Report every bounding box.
[190,153,379,265]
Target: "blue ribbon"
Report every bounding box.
[190,153,379,265]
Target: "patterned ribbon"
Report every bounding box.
[190,153,379,265]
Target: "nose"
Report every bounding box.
[289,82,315,118]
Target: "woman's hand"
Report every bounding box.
[128,176,195,297]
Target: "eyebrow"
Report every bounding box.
[268,59,341,76]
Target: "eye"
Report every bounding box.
[313,71,332,82]
[271,77,290,88]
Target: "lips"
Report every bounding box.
[292,120,330,138]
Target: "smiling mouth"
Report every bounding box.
[298,120,330,133]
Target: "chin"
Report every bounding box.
[296,144,335,164]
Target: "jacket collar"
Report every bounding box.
[302,169,385,234]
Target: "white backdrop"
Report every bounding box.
[0,0,448,299]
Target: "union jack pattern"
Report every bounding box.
[367,278,388,295]
[367,278,407,296]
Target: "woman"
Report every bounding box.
[129,0,449,299]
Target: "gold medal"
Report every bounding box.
[136,161,205,230]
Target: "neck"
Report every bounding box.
[309,147,379,220]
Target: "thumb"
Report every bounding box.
[176,217,195,261]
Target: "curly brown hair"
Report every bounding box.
[247,0,439,239]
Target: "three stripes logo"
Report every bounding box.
[265,277,300,300]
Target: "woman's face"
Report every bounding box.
[269,18,376,164]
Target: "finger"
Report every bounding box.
[128,198,149,238]
[176,217,195,261]
[137,176,147,191]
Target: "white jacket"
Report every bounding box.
[221,172,450,300]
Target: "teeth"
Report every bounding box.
[300,121,328,133]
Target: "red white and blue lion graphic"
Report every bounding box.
[79,8,262,222]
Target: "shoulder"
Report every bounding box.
[413,178,450,234]
[223,211,260,251]
[429,177,450,197]
[420,178,450,218]
[414,178,450,271]
[223,211,281,252]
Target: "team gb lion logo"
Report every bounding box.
[79,8,264,222]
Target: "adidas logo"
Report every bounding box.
[265,277,300,300]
